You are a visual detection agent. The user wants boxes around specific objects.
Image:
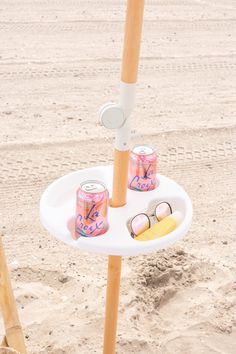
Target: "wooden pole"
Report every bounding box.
[0,237,27,354]
[103,1,145,353]
[1,336,8,347]
[103,256,122,354]
[0,347,20,354]
[111,0,145,207]
[121,0,145,84]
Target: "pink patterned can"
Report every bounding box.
[128,145,158,192]
[76,180,109,237]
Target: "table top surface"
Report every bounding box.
[40,165,192,256]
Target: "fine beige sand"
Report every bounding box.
[0,0,236,353]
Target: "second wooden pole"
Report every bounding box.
[0,237,27,354]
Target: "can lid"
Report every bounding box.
[80,180,106,194]
[132,145,154,156]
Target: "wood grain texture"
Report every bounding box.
[111,149,130,207]
[103,256,122,354]
[0,238,27,354]
[0,347,20,354]
[121,0,145,83]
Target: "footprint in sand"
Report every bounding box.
[132,247,231,310]
[161,333,236,354]
[9,267,76,326]
[12,267,74,291]
[117,338,150,354]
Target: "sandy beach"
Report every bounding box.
[0,0,236,353]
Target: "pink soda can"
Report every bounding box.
[76,180,109,237]
[128,145,158,192]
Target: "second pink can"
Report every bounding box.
[128,145,158,192]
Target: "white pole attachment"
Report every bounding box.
[99,82,136,150]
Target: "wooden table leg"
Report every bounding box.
[0,237,27,354]
[103,255,122,354]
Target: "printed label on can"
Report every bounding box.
[76,202,107,237]
[128,146,157,192]
[76,180,109,237]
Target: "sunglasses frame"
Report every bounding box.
[130,201,173,237]
[154,201,172,221]
[130,212,151,237]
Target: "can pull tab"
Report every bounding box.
[140,148,146,154]
[85,185,97,192]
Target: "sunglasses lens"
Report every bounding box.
[155,202,172,221]
[131,214,150,236]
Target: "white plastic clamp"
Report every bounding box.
[99,102,125,129]
[100,82,136,150]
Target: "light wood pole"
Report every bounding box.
[103,1,145,353]
[0,237,27,354]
